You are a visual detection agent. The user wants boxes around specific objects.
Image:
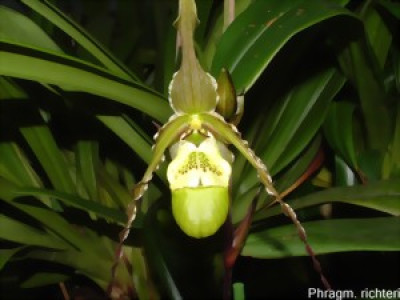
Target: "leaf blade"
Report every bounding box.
[0,5,61,53]
[21,0,137,80]
[0,214,68,249]
[211,0,356,92]
[254,179,400,221]
[243,217,400,258]
[0,41,171,122]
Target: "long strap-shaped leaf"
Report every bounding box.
[0,5,62,53]
[237,69,345,197]
[20,122,76,195]
[21,0,137,81]
[243,217,400,258]
[0,214,67,249]
[14,187,126,224]
[0,178,101,254]
[0,41,171,122]
[211,0,357,92]
[254,178,400,221]
[97,116,154,168]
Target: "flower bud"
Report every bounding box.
[216,69,237,121]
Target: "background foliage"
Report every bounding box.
[0,0,399,299]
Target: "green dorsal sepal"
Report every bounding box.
[169,0,218,114]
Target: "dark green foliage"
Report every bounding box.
[0,0,399,299]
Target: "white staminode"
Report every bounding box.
[167,136,232,190]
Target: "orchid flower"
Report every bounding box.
[112,0,329,291]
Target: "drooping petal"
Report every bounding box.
[114,113,191,276]
[201,112,277,196]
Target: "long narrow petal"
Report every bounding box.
[111,114,191,283]
[201,112,277,195]
[200,112,330,288]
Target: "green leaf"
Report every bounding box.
[0,184,101,254]
[232,185,260,225]
[254,179,400,221]
[0,142,42,188]
[97,166,133,209]
[379,0,400,20]
[0,141,57,207]
[232,136,321,223]
[243,217,400,258]
[26,248,118,290]
[76,140,99,201]
[0,214,67,249]
[0,5,61,53]
[112,1,138,62]
[131,247,159,300]
[211,0,356,92]
[203,0,253,69]
[362,5,392,70]
[0,177,21,201]
[14,187,126,224]
[194,0,214,46]
[1,83,72,206]
[323,101,358,168]
[334,155,357,186]
[21,272,69,288]
[383,103,400,179]
[20,0,136,80]
[257,70,340,170]
[97,115,154,166]
[358,149,384,181]
[143,202,182,300]
[0,76,27,100]
[159,22,177,95]
[271,71,345,174]
[337,36,391,151]
[275,136,322,194]
[0,41,171,122]
[20,127,75,196]
[237,69,344,195]
[231,113,264,189]
[0,247,24,270]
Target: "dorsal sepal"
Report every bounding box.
[169,0,218,114]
